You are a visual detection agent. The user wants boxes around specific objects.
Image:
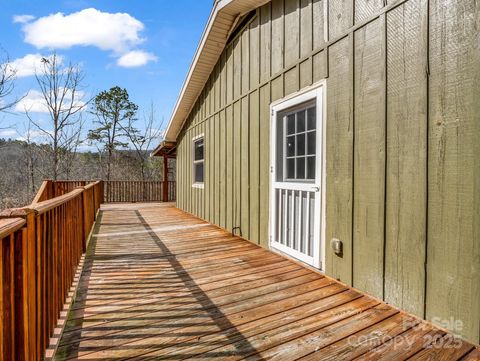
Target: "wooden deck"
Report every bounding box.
[55,203,479,360]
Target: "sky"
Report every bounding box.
[0,0,211,148]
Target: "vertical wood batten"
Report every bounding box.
[352,17,386,299]
[233,100,242,234]
[226,105,234,231]
[271,0,285,75]
[219,109,226,229]
[325,36,353,285]
[260,3,271,83]
[328,0,353,39]
[241,97,250,239]
[384,0,427,318]
[426,0,480,343]
[259,84,271,247]
[249,90,260,244]
[284,0,300,68]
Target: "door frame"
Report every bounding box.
[268,80,327,270]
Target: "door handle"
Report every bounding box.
[312,187,320,192]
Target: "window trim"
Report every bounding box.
[192,134,205,188]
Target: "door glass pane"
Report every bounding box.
[297,111,305,132]
[307,107,316,130]
[307,131,316,155]
[278,101,317,183]
[286,136,295,157]
[287,114,296,134]
[296,134,305,156]
[307,156,315,179]
[296,157,305,179]
[286,159,295,179]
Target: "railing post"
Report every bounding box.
[81,188,88,253]
[100,181,105,205]
[163,155,168,202]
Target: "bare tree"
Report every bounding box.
[19,122,39,197]
[0,51,22,114]
[26,54,87,180]
[123,102,164,182]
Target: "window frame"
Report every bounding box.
[281,102,317,183]
[192,134,205,188]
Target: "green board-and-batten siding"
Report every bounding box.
[175,0,480,343]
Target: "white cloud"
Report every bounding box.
[16,129,49,142]
[0,129,17,138]
[13,14,35,24]
[21,8,145,54]
[117,50,157,68]
[15,89,86,114]
[5,53,62,78]
[15,90,49,113]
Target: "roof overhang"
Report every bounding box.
[151,141,177,157]
[162,0,266,142]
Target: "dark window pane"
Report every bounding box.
[194,139,204,161]
[296,134,305,156]
[307,107,316,130]
[307,131,316,155]
[286,159,295,179]
[195,163,204,183]
[296,157,305,179]
[297,111,305,132]
[286,136,295,157]
[307,156,316,179]
[287,114,296,134]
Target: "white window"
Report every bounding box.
[192,135,204,188]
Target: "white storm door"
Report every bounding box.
[269,86,325,269]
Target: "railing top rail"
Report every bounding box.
[84,180,101,190]
[2,181,104,220]
[0,217,26,239]
[104,180,167,183]
[31,180,51,204]
[32,188,85,214]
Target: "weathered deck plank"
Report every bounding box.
[55,203,479,360]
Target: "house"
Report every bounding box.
[153,0,480,343]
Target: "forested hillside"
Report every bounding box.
[0,138,167,209]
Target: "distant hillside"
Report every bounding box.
[0,138,169,209]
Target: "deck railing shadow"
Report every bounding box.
[53,207,264,360]
[135,210,263,360]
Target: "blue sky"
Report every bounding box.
[0,0,211,145]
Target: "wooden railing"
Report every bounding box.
[32,180,91,204]
[104,181,176,203]
[35,180,176,204]
[0,181,104,361]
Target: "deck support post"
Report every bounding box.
[163,155,169,202]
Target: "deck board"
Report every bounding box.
[55,203,479,360]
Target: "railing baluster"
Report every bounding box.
[100,181,175,203]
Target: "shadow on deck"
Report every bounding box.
[54,203,479,360]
